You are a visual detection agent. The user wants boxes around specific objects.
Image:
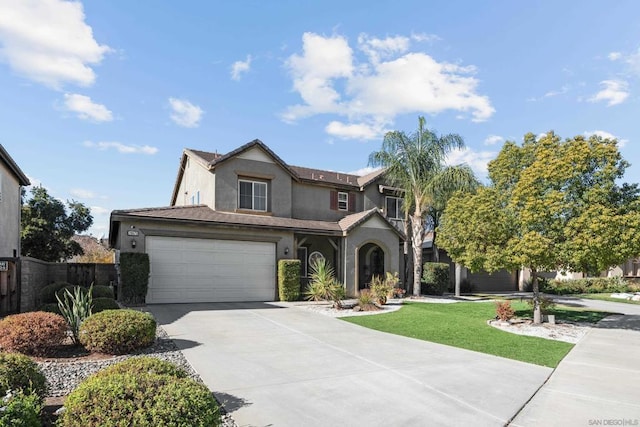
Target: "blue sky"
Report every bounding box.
[1,0,639,237]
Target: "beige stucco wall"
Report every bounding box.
[292,182,362,221]
[174,156,216,208]
[0,161,22,258]
[342,216,401,296]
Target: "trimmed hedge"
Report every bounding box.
[92,297,120,313]
[39,303,62,315]
[59,371,221,427]
[422,262,450,296]
[119,252,150,304]
[93,356,187,379]
[541,277,639,295]
[278,259,301,301]
[39,282,71,304]
[55,285,115,301]
[0,352,47,400]
[0,312,67,356]
[79,309,156,355]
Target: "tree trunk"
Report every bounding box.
[403,219,412,294]
[531,267,542,324]
[410,215,425,296]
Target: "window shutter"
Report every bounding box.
[330,190,337,210]
[348,193,356,212]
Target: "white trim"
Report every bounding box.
[337,191,348,211]
[238,179,268,211]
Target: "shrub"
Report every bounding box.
[422,262,450,296]
[0,389,42,427]
[495,301,515,321]
[59,373,221,427]
[541,277,631,295]
[304,258,345,309]
[38,282,71,304]
[357,289,378,311]
[57,284,93,345]
[278,259,301,301]
[92,297,120,313]
[369,274,393,305]
[0,312,67,356]
[0,352,47,400]
[119,252,150,304]
[38,303,62,315]
[91,285,115,299]
[92,356,188,379]
[79,309,156,355]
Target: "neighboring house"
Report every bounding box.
[109,139,405,304]
[0,144,30,314]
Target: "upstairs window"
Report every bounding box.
[337,192,348,211]
[385,196,403,220]
[239,180,267,211]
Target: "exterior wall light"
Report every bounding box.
[131,239,136,248]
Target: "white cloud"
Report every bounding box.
[543,85,569,98]
[608,52,622,61]
[0,0,111,89]
[325,120,387,140]
[283,32,494,138]
[445,147,497,178]
[584,130,629,148]
[63,93,113,122]
[70,188,96,199]
[83,141,158,155]
[484,134,504,146]
[231,55,252,81]
[90,206,109,215]
[347,166,382,176]
[411,33,441,43]
[588,80,629,106]
[168,97,203,128]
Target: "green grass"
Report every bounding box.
[341,301,612,368]
[576,293,640,305]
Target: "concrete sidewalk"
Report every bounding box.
[511,313,640,426]
[150,302,551,427]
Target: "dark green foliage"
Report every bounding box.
[21,186,93,262]
[93,357,187,379]
[541,277,636,295]
[422,262,450,295]
[39,282,71,304]
[91,285,115,299]
[278,259,301,301]
[38,303,62,315]
[92,297,120,313]
[119,252,150,304]
[79,310,156,355]
[0,389,42,427]
[0,352,47,400]
[59,370,221,427]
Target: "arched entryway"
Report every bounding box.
[358,243,385,290]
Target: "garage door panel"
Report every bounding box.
[145,236,276,303]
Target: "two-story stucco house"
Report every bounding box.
[0,144,30,315]
[109,140,405,304]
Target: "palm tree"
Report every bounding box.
[369,117,478,296]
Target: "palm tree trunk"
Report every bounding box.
[410,215,425,296]
[403,217,412,293]
[531,267,542,324]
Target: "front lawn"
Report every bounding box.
[577,293,640,305]
[341,301,611,368]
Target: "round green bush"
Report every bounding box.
[38,303,62,315]
[79,310,156,355]
[59,373,221,427]
[91,285,115,299]
[93,356,187,379]
[0,389,42,427]
[91,297,120,313]
[0,352,47,399]
[0,312,68,356]
[38,282,71,304]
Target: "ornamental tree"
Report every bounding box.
[438,132,640,323]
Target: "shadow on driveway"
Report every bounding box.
[149,302,284,323]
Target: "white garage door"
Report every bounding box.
[145,236,276,303]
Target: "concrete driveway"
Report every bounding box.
[149,302,551,427]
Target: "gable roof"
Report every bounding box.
[357,168,386,188]
[0,144,30,186]
[338,208,405,238]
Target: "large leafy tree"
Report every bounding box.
[21,187,93,262]
[438,132,640,323]
[369,117,478,295]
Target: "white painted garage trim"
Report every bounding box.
[146,236,276,303]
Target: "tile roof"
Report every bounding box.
[289,165,360,188]
[187,148,221,164]
[112,205,342,234]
